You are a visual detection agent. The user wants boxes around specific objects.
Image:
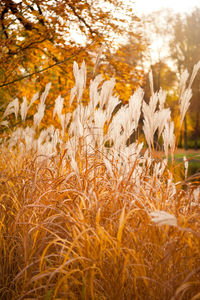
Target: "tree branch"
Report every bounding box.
[5,0,34,31]
[68,3,97,36]
[0,41,95,88]
[0,7,9,39]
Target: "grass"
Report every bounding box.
[173,150,200,159]
[154,150,200,183]
[0,149,200,300]
[0,61,200,299]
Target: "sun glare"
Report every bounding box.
[132,0,200,14]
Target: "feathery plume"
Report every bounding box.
[70,61,86,106]
[149,210,178,227]
[89,74,103,109]
[193,187,200,205]
[40,82,51,104]
[21,92,39,122]
[33,83,51,128]
[129,87,143,130]
[158,88,166,110]
[28,92,39,109]
[178,63,200,128]
[179,69,189,98]
[143,96,161,149]
[183,156,188,180]
[20,96,28,122]
[179,88,192,127]
[162,121,175,160]
[157,108,171,138]
[3,98,19,119]
[106,96,121,123]
[24,126,35,151]
[34,102,45,128]
[99,78,115,109]
[60,113,71,137]
[188,60,200,89]
[53,95,64,119]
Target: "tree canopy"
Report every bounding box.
[0,0,139,98]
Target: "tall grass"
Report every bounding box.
[0,61,200,300]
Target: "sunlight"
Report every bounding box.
[132,0,200,14]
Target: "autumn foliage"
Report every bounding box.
[0,0,144,115]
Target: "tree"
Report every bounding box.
[0,0,139,115]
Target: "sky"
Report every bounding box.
[132,0,200,15]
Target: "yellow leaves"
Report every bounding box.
[99,42,145,102]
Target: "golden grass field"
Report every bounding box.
[0,148,200,300]
[0,61,200,299]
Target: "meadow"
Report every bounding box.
[0,61,200,300]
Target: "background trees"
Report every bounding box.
[170,8,200,149]
[139,8,200,149]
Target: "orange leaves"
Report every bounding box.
[101,45,145,102]
[0,0,146,129]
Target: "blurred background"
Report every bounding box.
[0,0,200,151]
